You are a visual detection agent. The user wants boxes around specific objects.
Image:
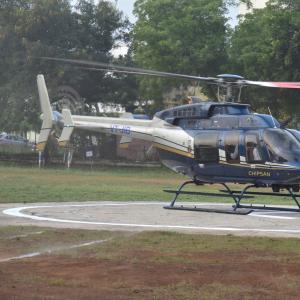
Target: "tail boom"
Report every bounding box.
[70,115,153,142]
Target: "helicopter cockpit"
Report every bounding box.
[264,128,300,163]
[288,129,300,142]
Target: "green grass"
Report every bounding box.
[90,231,300,262]
[0,163,184,203]
[0,163,297,205]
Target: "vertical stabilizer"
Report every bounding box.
[37,74,53,151]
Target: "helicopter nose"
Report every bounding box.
[285,165,300,184]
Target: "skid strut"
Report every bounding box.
[164,181,253,215]
[169,180,195,207]
[164,181,300,214]
[226,186,300,212]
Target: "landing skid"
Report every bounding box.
[164,205,253,215]
[163,181,300,214]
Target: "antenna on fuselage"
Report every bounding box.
[268,107,277,128]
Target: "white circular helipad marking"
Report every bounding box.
[250,212,297,220]
[2,202,300,234]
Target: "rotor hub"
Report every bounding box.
[216,74,245,103]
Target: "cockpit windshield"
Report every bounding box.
[288,129,300,142]
[264,129,300,162]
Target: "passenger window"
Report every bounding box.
[245,134,263,163]
[194,132,219,163]
[224,132,240,163]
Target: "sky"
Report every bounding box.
[111,0,136,22]
[107,0,135,56]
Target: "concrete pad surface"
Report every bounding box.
[1,201,300,238]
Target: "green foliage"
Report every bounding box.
[1,0,300,130]
[132,0,229,105]
[229,0,300,120]
[0,0,131,133]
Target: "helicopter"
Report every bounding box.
[36,57,300,214]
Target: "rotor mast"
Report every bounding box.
[216,74,245,103]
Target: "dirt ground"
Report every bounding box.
[1,249,300,300]
[1,227,300,299]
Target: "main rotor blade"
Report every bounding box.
[40,57,300,90]
[77,66,178,77]
[244,80,300,89]
[41,57,218,82]
[76,66,217,86]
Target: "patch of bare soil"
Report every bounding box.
[1,249,300,300]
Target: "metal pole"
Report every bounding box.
[38,151,42,168]
[67,149,73,169]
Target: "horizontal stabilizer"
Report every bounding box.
[58,109,74,148]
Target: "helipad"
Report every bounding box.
[2,201,300,238]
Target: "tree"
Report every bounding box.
[229,0,300,120]
[0,0,41,133]
[0,0,131,133]
[131,0,229,107]
[64,0,130,105]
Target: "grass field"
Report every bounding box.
[0,163,297,205]
[1,226,300,299]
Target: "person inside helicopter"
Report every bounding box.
[225,144,239,163]
[266,145,281,162]
[246,142,262,163]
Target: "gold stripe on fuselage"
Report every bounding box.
[219,160,296,170]
[153,142,194,158]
